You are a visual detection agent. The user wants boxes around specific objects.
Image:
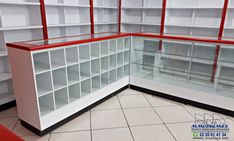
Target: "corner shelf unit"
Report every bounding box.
[7,35,130,132]
[0,0,43,106]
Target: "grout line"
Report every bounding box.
[116,94,135,141]
[11,118,19,131]
[89,110,93,141]
[142,94,178,141]
[51,129,91,134]
[48,132,52,141]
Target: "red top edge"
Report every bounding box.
[6,32,234,52]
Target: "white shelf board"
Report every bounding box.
[0,1,40,6]
[122,22,160,26]
[45,3,90,8]
[0,25,43,31]
[0,73,11,82]
[94,6,118,9]
[0,51,7,57]
[47,23,91,28]
[161,54,190,61]
[192,58,213,65]
[165,24,219,29]
[95,22,118,25]
[220,62,234,68]
[122,7,162,10]
[0,93,15,105]
[167,7,223,9]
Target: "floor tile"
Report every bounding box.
[92,128,133,141]
[154,106,194,123]
[0,107,18,118]
[223,119,234,140]
[91,109,127,129]
[13,120,35,136]
[0,117,18,130]
[145,94,179,107]
[118,89,142,96]
[53,111,90,133]
[118,95,150,108]
[21,134,50,141]
[167,122,217,141]
[50,131,91,141]
[184,105,228,120]
[131,124,175,141]
[123,107,163,126]
[92,96,121,110]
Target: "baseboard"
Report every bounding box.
[0,100,16,112]
[130,85,234,117]
[20,85,128,136]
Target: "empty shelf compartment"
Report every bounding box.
[54,88,69,109]
[38,93,55,116]
[91,59,101,76]
[79,44,90,62]
[101,41,109,56]
[67,64,79,84]
[117,67,124,80]
[109,69,117,83]
[192,44,216,60]
[190,62,213,82]
[68,83,80,102]
[109,54,117,69]
[124,38,130,50]
[50,49,66,69]
[101,72,109,87]
[52,68,67,90]
[33,52,50,74]
[80,61,91,80]
[124,64,130,76]
[117,38,124,51]
[66,46,79,65]
[81,79,91,97]
[91,43,100,59]
[124,51,130,64]
[101,57,109,72]
[36,72,53,96]
[92,75,101,92]
[109,40,117,54]
[117,52,124,66]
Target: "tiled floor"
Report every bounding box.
[0,89,233,141]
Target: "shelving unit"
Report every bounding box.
[121,0,162,33]
[93,0,119,33]
[44,0,91,37]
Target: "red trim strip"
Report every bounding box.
[90,0,95,34]
[159,0,167,50]
[118,0,122,33]
[39,0,48,39]
[7,32,234,51]
[211,0,229,82]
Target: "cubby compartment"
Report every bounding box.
[101,57,109,72]
[92,75,101,92]
[219,67,234,83]
[91,43,100,59]
[66,46,79,65]
[80,61,91,80]
[117,38,124,51]
[33,52,50,74]
[81,79,91,97]
[117,52,124,66]
[67,64,79,85]
[38,93,55,116]
[220,48,234,63]
[68,83,81,102]
[101,41,109,56]
[124,51,130,64]
[36,72,53,96]
[109,40,117,54]
[91,59,101,76]
[54,88,69,109]
[162,42,192,57]
[192,44,216,60]
[101,72,109,87]
[124,38,130,50]
[109,69,117,83]
[124,64,129,76]
[52,68,67,90]
[50,49,66,69]
[117,67,124,80]
[79,44,90,62]
[109,54,117,69]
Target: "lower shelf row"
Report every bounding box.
[38,66,129,116]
